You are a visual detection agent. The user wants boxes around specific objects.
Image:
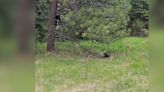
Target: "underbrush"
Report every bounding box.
[35,37,148,56]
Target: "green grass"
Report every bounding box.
[36,37,148,92]
[36,37,148,55]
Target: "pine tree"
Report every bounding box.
[47,0,58,52]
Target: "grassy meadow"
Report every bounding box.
[36,37,148,92]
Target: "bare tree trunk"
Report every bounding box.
[47,0,58,52]
[17,0,34,56]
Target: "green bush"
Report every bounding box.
[63,0,131,42]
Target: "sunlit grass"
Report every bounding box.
[36,37,148,92]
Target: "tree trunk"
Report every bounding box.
[47,0,58,52]
[17,0,34,56]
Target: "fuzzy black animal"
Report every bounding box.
[103,53,110,58]
[100,51,110,58]
[55,15,61,26]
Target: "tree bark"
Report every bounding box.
[17,0,34,56]
[47,0,58,52]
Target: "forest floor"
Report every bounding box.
[36,37,148,92]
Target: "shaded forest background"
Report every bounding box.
[35,0,148,55]
[0,0,149,56]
